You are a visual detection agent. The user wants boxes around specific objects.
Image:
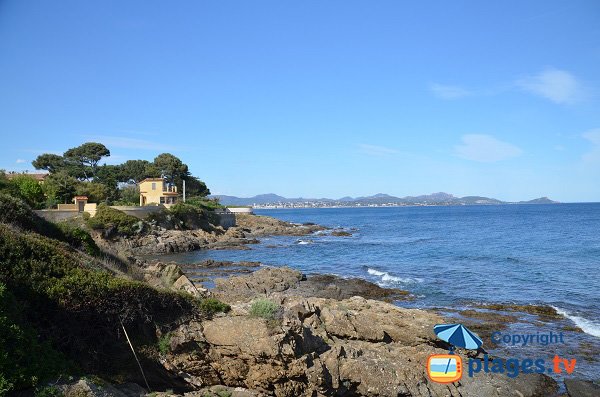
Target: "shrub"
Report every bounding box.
[249,299,281,320]
[168,203,214,231]
[86,204,140,236]
[0,223,198,381]
[157,332,171,355]
[198,298,231,315]
[0,194,100,256]
[0,193,66,240]
[10,175,45,209]
[55,222,100,256]
[185,197,224,211]
[0,282,71,395]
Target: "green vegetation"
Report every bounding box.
[157,332,172,355]
[86,204,141,236]
[198,298,231,315]
[55,222,100,256]
[249,299,281,320]
[9,174,45,209]
[0,220,199,389]
[0,282,71,395]
[186,197,224,211]
[0,186,226,394]
[34,385,63,397]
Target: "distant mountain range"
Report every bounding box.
[209,192,559,207]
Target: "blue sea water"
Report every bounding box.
[164,203,600,379]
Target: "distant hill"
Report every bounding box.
[210,192,559,207]
[518,197,559,204]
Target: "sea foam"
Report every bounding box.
[553,306,600,338]
[367,268,423,284]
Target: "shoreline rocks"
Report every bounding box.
[93,214,328,256]
[159,267,559,396]
[210,266,412,304]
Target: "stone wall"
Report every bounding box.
[109,205,165,219]
[216,212,236,229]
[35,210,83,222]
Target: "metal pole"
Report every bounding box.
[183,179,186,202]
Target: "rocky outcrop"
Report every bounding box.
[211,267,411,303]
[162,293,557,396]
[143,262,208,297]
[93,215,325,256]
[158,268,558,397]
[234,214,327,236]
[564,379,600,397]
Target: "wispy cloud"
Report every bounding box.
[82,135,185,152]
[15,159,26,164]
[582,129,600,164]
[517,68,583,104]
[455,134,523,162]
[429,83,472,99]
[358,144,399,157]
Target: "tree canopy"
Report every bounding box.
[28,142,210,207]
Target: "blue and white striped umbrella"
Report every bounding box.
[434,323,483,350]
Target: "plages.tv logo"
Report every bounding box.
[427,323,482,384]
[427,324,578,383]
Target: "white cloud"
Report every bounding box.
[582,129,600,164]
[358,144,399,157]
[518,68,583,104]
[455,134,523,162]
[429,83,472,99]
[15,159,26,164]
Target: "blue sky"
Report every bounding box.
[1,1,599,202]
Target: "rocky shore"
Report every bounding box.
[56,213,599,396]
[136,265,557,397]
[94,214,327,256]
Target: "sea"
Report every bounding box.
[162,203,600,381]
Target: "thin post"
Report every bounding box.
[183,179,186,202]
[119,317,151,392]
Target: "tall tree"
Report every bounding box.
[153,153,189,184]
[118,160,156,184]
[43,171,78,204]
[63,142,110,180]
[32,154,66,173]
[184,176,210,197]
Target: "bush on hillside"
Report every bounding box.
[55,222,100,256]
[86,204,141,236]
[0,193,65,238]
[0,282,71,395]
[0,223,199,381]
[0,194,99,256]
[9,175,45,209]
[185,197,224,211]
[198,298,231,315]
[145,203,215,231]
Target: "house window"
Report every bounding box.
[160,197,165,204]
[152,183,156,190]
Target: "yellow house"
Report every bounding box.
[139,178,179,207]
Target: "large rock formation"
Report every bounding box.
[159,268,558,397]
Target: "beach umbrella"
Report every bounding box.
[434,323,483,350]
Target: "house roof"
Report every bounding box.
[5,172,48,181]
[139,178,166,183]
